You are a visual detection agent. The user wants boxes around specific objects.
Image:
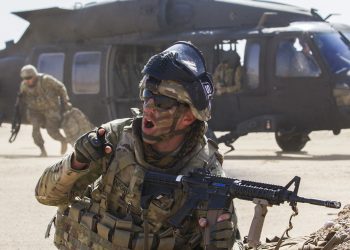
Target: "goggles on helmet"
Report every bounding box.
[142,89,183,110]
[142,41,214,112]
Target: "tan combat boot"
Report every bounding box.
[61,141,68,155]
[39,145,48,157]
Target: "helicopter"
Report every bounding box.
[1,0,349,152]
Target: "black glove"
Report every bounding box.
[74,127,113,163]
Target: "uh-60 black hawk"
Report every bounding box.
[1,0,350,152]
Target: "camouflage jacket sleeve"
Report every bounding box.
[35,153,103,206]
[19,81,25,95]
[43,75,70,102]
[35,118,132,206]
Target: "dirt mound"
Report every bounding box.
[255,205,350,249]
[309,204,350,249]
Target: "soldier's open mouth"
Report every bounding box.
[145,119,154,128]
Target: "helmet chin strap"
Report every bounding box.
[142,105,190,143]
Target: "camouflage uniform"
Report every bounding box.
[35,42,242,249]
[213,62,241,96]
[19,73,70,152]
[61,107,95,145]
[333,85,350,106]
[35,118,242,249]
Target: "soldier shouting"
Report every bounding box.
[35,42,243,249]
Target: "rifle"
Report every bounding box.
[141,170,341,248]
[9,93,22,143]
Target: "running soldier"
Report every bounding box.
[19,65,71,156]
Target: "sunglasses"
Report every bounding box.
[142,89,181,110]
[23,76,33,80]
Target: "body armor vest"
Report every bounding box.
[21,74,61,112]
[52,118,223,250]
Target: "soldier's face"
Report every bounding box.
[142,97,179,144]
[141,89,196,147]
[23,76,36,88]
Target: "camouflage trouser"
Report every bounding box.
[27,109,66,147]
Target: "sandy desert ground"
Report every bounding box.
[0,123,349,249]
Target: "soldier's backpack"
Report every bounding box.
[61,107,95,145]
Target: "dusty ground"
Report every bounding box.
[220,130,350,245]
[0,123,349,249]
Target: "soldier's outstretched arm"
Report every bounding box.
[35,127,113,206]
[35,153,91,206]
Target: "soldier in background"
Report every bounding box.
[19,64,71,157]
[333,83,350,106]
[213,53,242,96]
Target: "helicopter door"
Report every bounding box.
[209,41,243,131]
[232,40,271,125]
[267,35,334,130]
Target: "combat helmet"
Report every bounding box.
[140,41,214,121]
[20,64,38,79]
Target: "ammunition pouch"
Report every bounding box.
[52,200,177,250]
[53,200,139,249]
[54,201,109,249]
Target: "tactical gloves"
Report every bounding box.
[74,127,113,163]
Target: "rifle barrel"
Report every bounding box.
[296,196,341,208]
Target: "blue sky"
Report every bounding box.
[0,0,349,50]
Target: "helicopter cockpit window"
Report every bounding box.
[212,40,244,95]
[37,53,65,82]
[276,38,321,77]
[313,32,350,74]
[342,32,350,41]
[72,51,101,94]
[314,32,350,106]
[245,42,260,89]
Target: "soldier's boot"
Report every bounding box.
[39,146,48,157]
[61,141,68,155]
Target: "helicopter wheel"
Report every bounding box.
[275,131,310,152]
